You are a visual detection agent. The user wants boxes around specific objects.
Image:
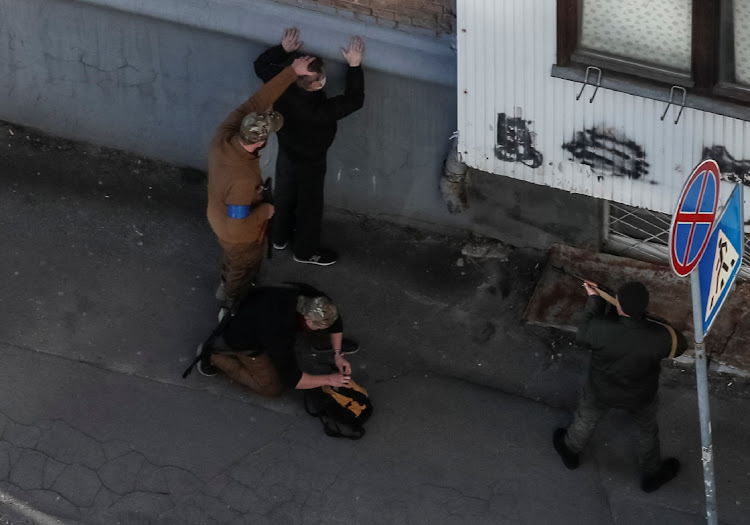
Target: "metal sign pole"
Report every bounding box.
[690,270,718,525]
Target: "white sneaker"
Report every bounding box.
[217,307,229,322]
[293,248,338,266]
[195,344,219,377]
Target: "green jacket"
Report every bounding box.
[576,296,687,409]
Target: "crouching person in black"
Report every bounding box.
[195,283,357,397]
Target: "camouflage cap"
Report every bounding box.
[297,295,339,329]
[239,110,284,144]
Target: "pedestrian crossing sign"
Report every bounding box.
[698,184,744,336]
[704,229,739,318]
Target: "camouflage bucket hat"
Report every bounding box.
[240,110,284,144]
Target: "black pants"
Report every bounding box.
[272,148,327,259]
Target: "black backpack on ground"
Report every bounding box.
[304,380,373,440]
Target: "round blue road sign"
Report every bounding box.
[669,159,721,277]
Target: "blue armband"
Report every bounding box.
[227,204,250,219]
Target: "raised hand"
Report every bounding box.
[583,280,600,297]
[281,27,303,53]
[292,56,315,77]
[341,36,364,67]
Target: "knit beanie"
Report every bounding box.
[617,282,649,319]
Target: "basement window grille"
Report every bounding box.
[604,200,750,280]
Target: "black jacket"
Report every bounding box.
[576,296,687,409]
[254,45,365,161]
[222,284,343,388]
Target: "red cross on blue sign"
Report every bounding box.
[669,159,721,277]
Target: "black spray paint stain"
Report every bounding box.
[495,113,543,168]
[563,128,649,180]
[703,145,750,186]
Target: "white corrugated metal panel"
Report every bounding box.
[457,0,750,216]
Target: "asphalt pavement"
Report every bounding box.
[1,122,749,524]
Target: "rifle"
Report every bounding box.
[551,265,617,306]
[552,265,679,356]
[262,176,274,259]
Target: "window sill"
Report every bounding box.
[714,83,750,105]
[551,65,750,123]
[572,50,694,89]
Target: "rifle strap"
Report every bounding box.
[551,264,680,358]
[263,176,273,260]
[597,289,618,306]
[648,319,679,358]
[182,307,236,379]
[182,354,202,378]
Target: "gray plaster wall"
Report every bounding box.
[0,0,600,249]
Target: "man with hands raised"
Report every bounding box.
[254,28,365,266]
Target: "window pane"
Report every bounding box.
[735,0,750,85]
[580,0,692,71]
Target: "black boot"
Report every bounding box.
[553,428,580,470]
[641,458,680,493]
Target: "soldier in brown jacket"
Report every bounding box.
[207,56,314,306]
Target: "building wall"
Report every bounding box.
[0,0,456,222]
[270,0,456,34]
[457,0,750,218]
[0,0,601,249]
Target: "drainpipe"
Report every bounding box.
[440,134,469,213]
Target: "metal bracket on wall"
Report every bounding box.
[660,86,687,124]
[576,66,602,103]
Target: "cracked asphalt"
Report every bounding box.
[1,121,749,524]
